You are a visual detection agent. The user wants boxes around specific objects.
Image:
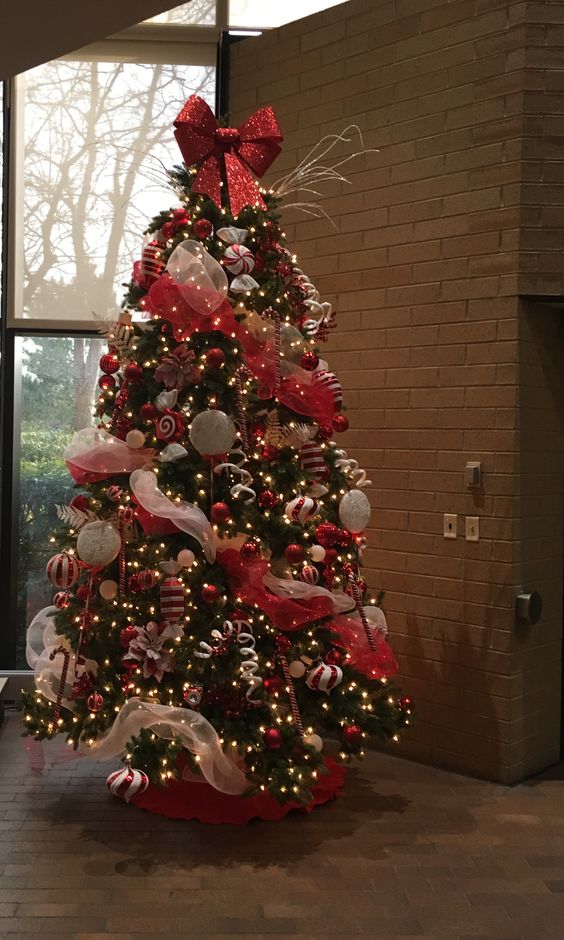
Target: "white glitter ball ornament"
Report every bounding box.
[77,521,121,567]
[189,410,237,456]
[338,489,371,533]
[223,244,255,276]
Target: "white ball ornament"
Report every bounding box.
[99,579,118,600]
[284,496,319,525]
[223,244,255,275]
[189,409,236,456]
[310,544,326,563]
[177,548,196,568]
[303,733,323,752]
[306,661,343,693]
[76,521,121,567]
[339,489,371,533]
[125,429,146,449]
[288,660,307,679]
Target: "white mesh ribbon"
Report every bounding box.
[263,572,355,614]
[65,427,154,478]
[87,697,247,795]
[166,239,228,315]
[27,605,98,711]
[130,468,215,562]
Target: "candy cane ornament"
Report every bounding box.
[347,571,377,652]
[48,645,71,724]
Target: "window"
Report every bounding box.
[229,0,348,29]
[15,59,214,325]
[14,335,104,668]
[145,0,217,25]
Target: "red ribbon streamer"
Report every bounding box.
[174,96,283,217]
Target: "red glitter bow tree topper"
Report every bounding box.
[173,96,283,217]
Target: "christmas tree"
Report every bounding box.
[23,96,411,819]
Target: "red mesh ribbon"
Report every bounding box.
[174,95,283,216]
[217,549,334,631]
[329,614,399,681]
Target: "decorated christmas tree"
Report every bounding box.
[23,96,412,821]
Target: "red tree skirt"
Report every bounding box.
[130,757,346,824]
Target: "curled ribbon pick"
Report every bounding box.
[333,447,372,488]
[213,462,256,503]
[173,96,283,216]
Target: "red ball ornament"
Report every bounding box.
[263,676,284,695]
[333,414,349,433]
[324,548,338,563]
[87,691,104,713]
[140,402,157,421]
[211,501,231,524]
[342,724,363,746]
[201,583,221,604]
[263,728,282,750]
[161,220,177,241]
[398,696,414,711]
[275,635,292,655]
[98,374,115,391]
[206,347,226,368]
[100,353,119,374]
[193,218,213,239]
[275,261,292,279]
[240,542,261,564]
[258,489,279,510]
[70,494,90,512]
[128,574,141,594]
[315,522,340,548]
[316,425,333,442]
[300,350,319,372]
[120,625,138,648]
[326,648,344,666]
[137,569,157,591]
[124,362,143,382]
[76,584,92,603]
[262,444,278,461]
[284,543,305,564]
[172,207,189,225]
[53,591,71,609]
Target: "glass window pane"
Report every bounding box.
[15,335,105,668]
[21,60,215,322]
[144,1,216,25]
[229,0,348,28]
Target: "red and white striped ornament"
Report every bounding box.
[299,564,319,585]
[284,495,319,525]
[160,576,184,623]
[312,369,343,411]
[53,591,71,609]
[46,553,80,589]
[106,764,149,803]
[107,485,123,502]
[140,240,165,284]
[300,441,327,481]
[223,244,255,276]
[137,569,157,591]
[306,661,343,693]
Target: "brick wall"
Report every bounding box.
[229,0,564,783]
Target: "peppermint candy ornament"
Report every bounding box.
[156,409,183,442]
[223,244,255,276]
[106,764,149,803]
[284,496,319,525]
[312,369,343,411]
[306,661,343,694]
[300,441,327,481]
[299,564,319,585]
[46,553,80,589]
[160,576,184,623]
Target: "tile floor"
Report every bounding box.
[1,711,564,938]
